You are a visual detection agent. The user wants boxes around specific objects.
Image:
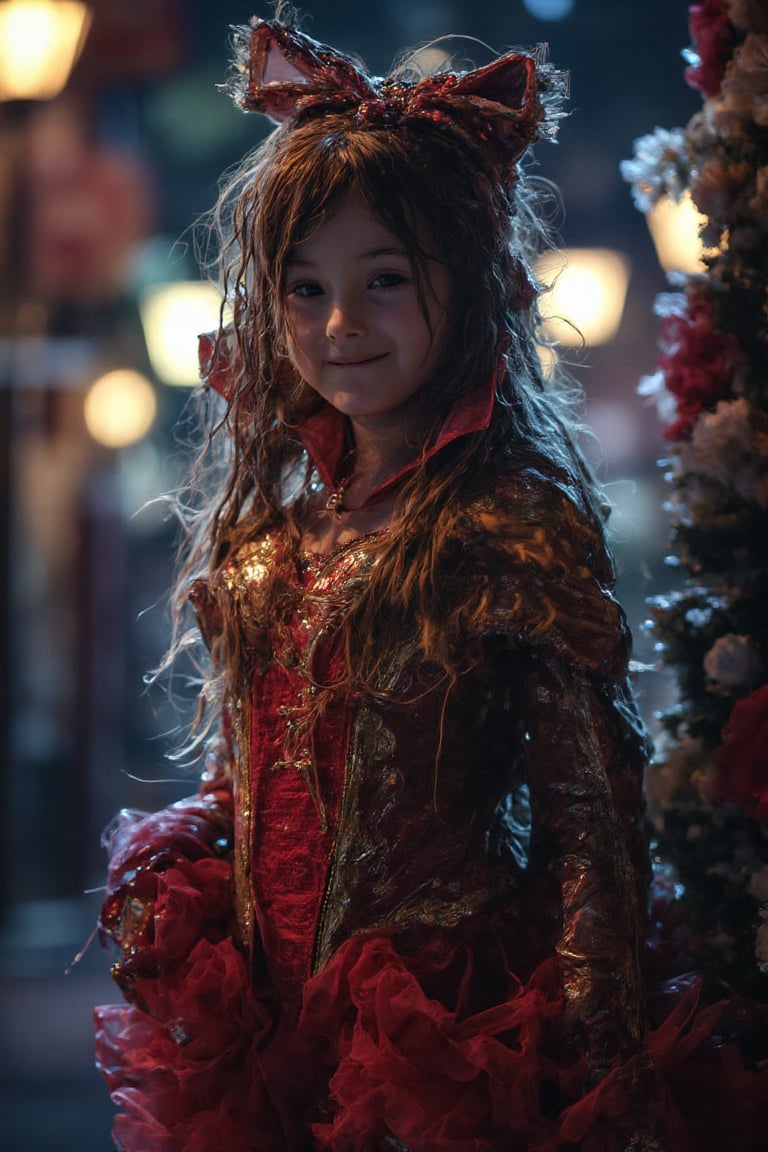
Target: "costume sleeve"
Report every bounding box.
[94,734,279,1152]
[478,473,651,1065]
[521,652,648,1071]
[96,737,237,998]
[94,575,280,1151]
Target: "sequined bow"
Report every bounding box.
[227,18,565,176]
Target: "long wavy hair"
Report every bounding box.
[166,72,609,751]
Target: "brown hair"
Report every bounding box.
[166,96,606,750]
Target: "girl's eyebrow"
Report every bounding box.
[286,245,408,268]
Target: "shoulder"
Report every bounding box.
[465,463,612,582]
[456,465,628,677]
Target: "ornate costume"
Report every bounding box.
[94,17,768,1152]
[95,390,768,1151]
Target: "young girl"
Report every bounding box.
[94,13,766,1152]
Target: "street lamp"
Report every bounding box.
[646,190,709,275]
[536,248,631,347]
[0,0,92,102]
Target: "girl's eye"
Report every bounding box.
[370,272,408,289]
[287,282,323,299]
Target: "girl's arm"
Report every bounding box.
[521,654,649,1077]
[97,736,236,995]
[95,735,278,1152]
[475,470,652,1085]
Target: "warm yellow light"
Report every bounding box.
[647,190,709,274]
[536,248,631,346]
[0,1,92,102]
[84,369,157,448]
[140,282,224,386]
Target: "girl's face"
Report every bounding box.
[283,197,448,426]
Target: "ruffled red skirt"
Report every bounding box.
[95,853,768,1152]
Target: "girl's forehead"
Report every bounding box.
[288,196,407,260]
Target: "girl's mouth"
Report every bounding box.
[327,354,387,366]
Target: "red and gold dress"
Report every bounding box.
[94,417,768,1150]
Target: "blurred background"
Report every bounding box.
[0,1,701,1148]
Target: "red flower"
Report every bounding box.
[658,297,743,439]
[712,683,768,823]
[685,0,734,98]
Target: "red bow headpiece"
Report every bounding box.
[226,17,566,180]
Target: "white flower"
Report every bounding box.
[645,735,709,821]
[620,127,689,212]
[638,370,678,426]
[653,291,688,342]
[703,633,763,688]
[678,397,768,507]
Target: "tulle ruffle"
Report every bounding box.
[307,929,768,1152]
[98,916,768,1152]
[95,843,280,1152]
[96,800,768,1152]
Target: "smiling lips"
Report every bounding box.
[326,353,387,366]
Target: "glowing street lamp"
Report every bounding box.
[646,190,709,275]
[84,369,157,448]
[140,281,226,387]
[0,0,92,102]
[536,247,631,347]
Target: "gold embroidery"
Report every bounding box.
[222,533,282,971]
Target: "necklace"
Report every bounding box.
[324,473,400,517]
[325,475,350,516]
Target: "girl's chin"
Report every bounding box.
[312,388,428,422]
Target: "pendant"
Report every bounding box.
[326,488,345,515]
[325,476,350,515]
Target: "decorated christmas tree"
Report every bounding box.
[622,0,768,1000]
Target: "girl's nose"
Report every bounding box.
[325,297,367,340]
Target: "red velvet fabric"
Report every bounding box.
[247,608,348,1004]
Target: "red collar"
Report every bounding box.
[198,328,497,509]
[298,369,498,509]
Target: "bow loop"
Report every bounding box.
[447,50,536,109]
[233,19,376,124]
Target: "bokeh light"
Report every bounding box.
[140,281,224,386]
[522,0,574,21]
[536,248,631,346]
[0,0,92,101]
[84,369,157,448]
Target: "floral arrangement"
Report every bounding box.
[621,0,768,997]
